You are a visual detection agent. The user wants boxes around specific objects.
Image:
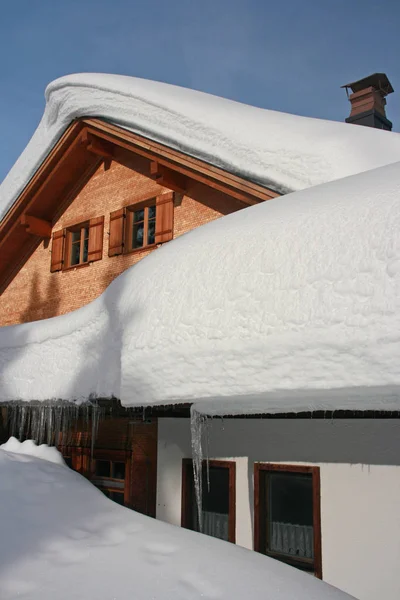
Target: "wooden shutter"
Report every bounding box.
[155,192,174,244]
[87,216,104,262]
[109,208,126,256]
[50,229,65,272]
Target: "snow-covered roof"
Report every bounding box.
[0,441,355,599]
[1,72,400,221]
[1,160,400,414]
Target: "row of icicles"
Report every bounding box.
[3,401,210,532]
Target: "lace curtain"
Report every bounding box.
[270,521,313,559]
[201,511,229,541]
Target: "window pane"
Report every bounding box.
[82,237,88,263]
[70,242,80,265]
[112,462,125,480]
[109,491,125,505]
[191,466,230,541]
[148,205,156,220]
[71,231,81,243]
[132,222,144,248]
[95,460,111,477]
[147,219,156,245]
[133,209,144,223]
[83,227,89,240]
[268,472,313,559]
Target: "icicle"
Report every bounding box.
[91,403,101,457]
[17,405,26,442]
[205,416,211,493]
[190,406,207,533]
[2,400,108,459]
[8,404,17,438]
[53,406,62,446]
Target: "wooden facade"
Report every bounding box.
[60,415,158,516]
[0,119,277,326]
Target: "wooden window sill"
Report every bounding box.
[263,549,314,569]
[123,243,158,257]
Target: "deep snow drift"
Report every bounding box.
[0,436,65,465]
[1,72,400,221]
[1,161,400,413]
[0,442,354,600]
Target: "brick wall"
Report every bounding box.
[0,161,240,326]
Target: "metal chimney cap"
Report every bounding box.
[341,73,394,96]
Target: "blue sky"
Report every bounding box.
[0,0,399,184]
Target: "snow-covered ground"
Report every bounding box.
[0,439,354,600]
[1,72,400,221]
[1,160,400,413]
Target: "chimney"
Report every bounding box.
[342,73,394,131]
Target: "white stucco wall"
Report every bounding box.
[156,418,400,600]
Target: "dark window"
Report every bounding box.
[64,456,73,469]
[92,458,127,506]
[112,462,125,480]
[182,460,235,543]
[103,490,125,505]
[254,464,322,578]
[95,460,111,478]
[128,204,157,251]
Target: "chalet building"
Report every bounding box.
[0,114,277,513]
[0,72,399,600]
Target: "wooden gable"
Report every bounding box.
[0,119,279,297]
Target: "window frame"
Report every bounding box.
[90,449,131,506]
[50,215,104,272]
[64,222,90,268]
[125,199,157,254]
[181,458,236,543]
[254,463,322,579]
[108,191,174,258]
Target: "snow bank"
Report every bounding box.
[1,161,400,413]
[2,72,400,221]
[0,436,65,465]
[0,448,354,600]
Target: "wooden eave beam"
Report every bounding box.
[150,161,187,194]
[0,122,102,295]
[20,214,52,238]
[85,135,114,160]
[88,128,258,206]
[1,122,85,231]
[0,117,280,295]
[82,119,279,206]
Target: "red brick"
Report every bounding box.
[0,161,238,326]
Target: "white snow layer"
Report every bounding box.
[0,436,65,465]
[1,161,400,413]
[1,72,400,221]
[0,446,354,600]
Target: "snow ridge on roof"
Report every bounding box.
[1,161,400,413]
[1,72,400,221]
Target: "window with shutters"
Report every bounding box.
[126,203,157,251]
[50,216,104,272]
[254,464,322,579]
[109,192,174,257]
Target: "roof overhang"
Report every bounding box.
[0,119,278,295]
